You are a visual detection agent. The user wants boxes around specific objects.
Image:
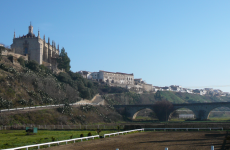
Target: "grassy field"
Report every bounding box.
[0,130,115,149]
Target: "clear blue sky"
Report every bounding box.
[1,0,230,92]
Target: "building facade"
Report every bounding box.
[91,70,134,85]
[11,23,59,70]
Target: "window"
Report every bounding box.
[24,47,28,54]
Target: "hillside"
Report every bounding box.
[1,55,230,125]
[0,105,123,125]
[0,55,126,125]
[0,56,128,109]
[103,91,230,105]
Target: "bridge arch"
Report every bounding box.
[207,106,230,119]
[114,102,230,121]
[169,107,196,121]
[132,108,155,120]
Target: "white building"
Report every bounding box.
[90,70,134,85]
[179,114,194,119]
[78,71,92,79]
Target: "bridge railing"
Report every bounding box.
[144,127,223,131]
[104,128,144,138]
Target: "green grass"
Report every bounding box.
[159,91,230,104]
[135,116,153,120]
[0,130,114,149]
[208,117,230,121]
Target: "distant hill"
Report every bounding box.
[103,91,230,105]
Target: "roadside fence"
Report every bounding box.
[104,128,144,138]
[164,146,214,150]
[144,127,223,131]
[1,135,99,150]
[1,128,217,150]
[0,124,125,130]
[0,103,98,113]
[1,128,143,150]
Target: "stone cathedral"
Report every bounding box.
[11,23,59,70]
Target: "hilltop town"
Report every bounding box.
[0,23,229,98]
[78,70,230,97]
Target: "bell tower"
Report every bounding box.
[28,22,33,34]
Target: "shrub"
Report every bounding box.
[70,134,73,139]
[56,72,72,84]
[0,63,8,71]
[7,55,13,63]
[87,132,92,136]
[6,88,15,98]
[95,129,101,135]
[25,60,40,72]
[39,64,52,74]
[117,125,120,131]
[17,57,25,67]
[80,134,84,137]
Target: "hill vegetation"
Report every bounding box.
[0,56,128,109]
[1,54,230,125]
[103,90,230,106]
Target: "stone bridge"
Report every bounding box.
[113,102,230,120]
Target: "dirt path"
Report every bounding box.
[45,131,226,150]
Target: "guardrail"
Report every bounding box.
[1,129,144,150]
[144,127,223,131]
[0,103,98,113]
[1,135,99,150]
[165,146,214,150]
[104,128,144,138]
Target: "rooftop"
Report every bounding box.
[99,70,133,75]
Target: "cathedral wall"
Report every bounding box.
[27,38,42,64]
[11,38,26,55]
[11,38,43,64]
[10,24,59,69]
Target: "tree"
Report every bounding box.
[154,91,162,100]
[0,45,5,60]
[152,100,174,121]
[17,57,25,67]
[57,48,71,72]
[26,60,40,72]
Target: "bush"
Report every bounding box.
[117,125,120,131]
[56,72,72,84]
[39,64,52,74]
[87,132,92,136]
[70,134,73,139]
[80,134,84,137]
[7,55,13,63]
[26,60,40,72]
[17,57,25,67]
[95,129,101,135]
[51,137,56,141]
